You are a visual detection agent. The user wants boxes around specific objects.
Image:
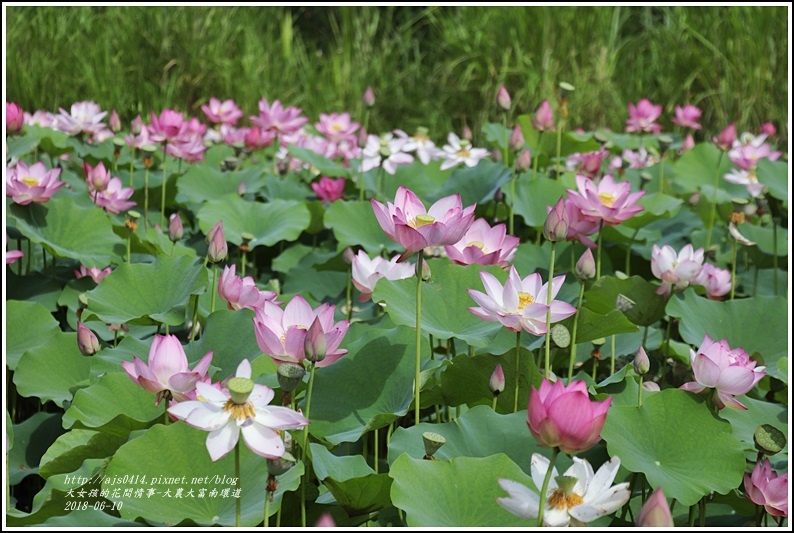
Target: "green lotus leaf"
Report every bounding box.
[602,388,746,506]
[39,429,127,479]
[323,200,403,254]
[8,412,64,484]
[6,299,61,370]
[287,145,351,177]
[176,164,267,205]
[428,159,511,207]
[14,333,92,407]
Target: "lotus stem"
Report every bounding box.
[544,240,557,379]
[143,166,150,230]
[610,335,616,375]
[210,265,219,313]
[513,330,521,413]
[414,249,424,425]
[235,441,241,527]
[532,132,543,182]
[536,447,560,527]
[567,281,586,382]
[730,238,738,300]
[705,152,725,250]
[160,143,168,228]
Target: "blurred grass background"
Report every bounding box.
[5,5,789,139]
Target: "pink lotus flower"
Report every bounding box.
[6,241,23,265]
[723,169,764,198]
[168,213,184,242]
[566,174,645,226]
[744,459,788,517]
[625,98,663,134]
[371,186,476,254]
[531,99,555,132]
[680,335,766,410]
[122,334,213,406]
[760,122,777,137]
[6,161,65,205]
[575,249,596,280]
[124,123,155,151]
[566,148,608,178]
[713,123,737,151]
[201,97,243,125]
[444,218,519,268]
[636,487,674,527]
[250,99,309,136]
[468,266,576,336]
[218,264,279,311]
[559,198,601,248]
[496,85,512,110]
[93,177,136,214]
[394,128,441,165]
[527,378,612,454]
[168,359,309,461]
[439,132,489,171]
[680,133,696,154]
[315,112,360,143]
[109,109,121,133]
[728,134,782,171]
[362,86,376,107]
[243,126,276,150]
[55,101,108,136]
[167,136,207,163]
[692,262,731,300]
[671,104,703,130]
[622,147,657,169]
[351,250,415,302]
[74,264,113,283]
[6,102,24,134]
[360,133,414,174]
[509,125,525,151]
[84,161,111,193]
[311,176,346,204]
[650,243,704,297]
[253,295,350,368]
[148,109,187,143]
[25,110,57,129]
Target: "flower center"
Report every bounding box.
[747,171,758,183]
[457,149,471,159]
[331,122,344,132]
[517,292,534,311]
[412,214,435,228]
[223,399,256,422]
[547,488,584,510]
[467,240,485,250]
[598,192,616,207]
[20,176,40,187]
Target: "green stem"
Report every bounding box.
[536,447,560,527]
[513,330,522,412]
[688,505,696,527]
[658,154,665,194]
[492,396,498,411]
[730,238,737,300]
[374,428,379,474]
[544,241,557,379]
[346,265,353,321]
[241,250,247,279]
[387,422,394,446]
[127,229,132,263]
[699,497,706,527]
[638,375,643,406]
[160,143,168,228]
[429,333,434,361]
[129,150,135,188]
[235,442,241,527]
[625,227,640,276]
[188,294,200,343]
[25,240,31,275]
[264,489,270,527]
[15,239,22,276]
[567,281,586,382]
[163,402,170,425]
[210,264,219,313]
[705,152,725,250]
[414,250,424,425]
[301,362,317,528]
[772,218,779,296]
[596,221,604,280]
[591,356,598,380]
[610,335,616,375]
[664,316,673,359]
[555,117,564,178]
[532,132,543,181]
[143,166,150,230]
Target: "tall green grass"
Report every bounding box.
[5,6,788,140]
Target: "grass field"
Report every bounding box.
[5,5,790,139]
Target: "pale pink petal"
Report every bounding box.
[206,422,239,461]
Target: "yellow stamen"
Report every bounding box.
[598,192,615,207]
[517,292,534,311]
[20,176,40,187]
[413,214,435,228]
[547,488,584,510]
[458,149,471,159]
[467,240,485,250]
[224,400,256,422]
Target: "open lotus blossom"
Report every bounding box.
[468,266,576,336]
[6,161,65,205]
[74,264,113,283]
[723,168,764,198]
[218,264,280,311]
[680,335,766,410]
[566,174,645,226]
[558,198,601,248]
[371,185,476,255]
[201,97,243,125]
[122,334,214,406]
[622,147,658,169]
[566,148,608,178]
[243,126,276,150]
[744,458,788,518]
[728,133,782,170]
[168,359,309,461]
[671,104,703,130]
[713,122,737,151]
[253,295,350,367]
[394,127,442,165]
[444,218,519,268]
[692,262,732,300]
[249,98,309,137]
[315,112,359,143]
[439,132,489,171]
[636,487,674,527]
[531,99,555,132]
[6,246,23,265]
[527,378,612,454]
[650,243,705,297]
[84,161,111,193]
[351,250,415,302]
[55,100,108,136]
[167,136,207,163]
[25,110,58,128]
[311,176,346,203]
[360,133,414,174]
[498,453,630,527]
[93,177,137,214]
[6,102,24,134]
[625,98,663,134]
[148,108,187,143]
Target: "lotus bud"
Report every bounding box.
[418,258,431,281]
[680,133,695,154]
[206,220,227,262]
[515,149,531,172]
[496,85,511,111]
[227,376,254,404]
[489,364,505,397]
[422,431,446,459]
[358,127,369,148]
[689,192,701,205]
[131,114,143,135]
[342,247,355,265]
[493,187,504,203]
[543,197,569,242]
[6,102,24,135]
[636,487,673,527]
[634,346,650,375]
[532,99,555,132]
[509,125,525,151]
[760,122,776,137]
[491,148,502,162]
[643,381,661,392]
[304,317,327,363]
[713,122,737,151]
[576,249,596,280]
[754,424,786,456]
[168,212,183,242]
[109,109,121,133]
[277,363,306,393]
[462,125,473,141]
[362,86,375,108]
[77,322,100,356]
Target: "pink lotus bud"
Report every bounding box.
[576,249,596,280]
[496,85,511,111]
[713,123,737,151]
[131,114,143,135]
[531,99,555,132]
[6,102,25,135]
[304,317,327,363]
[237,182,246,195]
[515,149,531,172]
[491,148,502,162]
[206,220,227,262]
[362,86,376,108]
[634,346,650,375]
[760,122,776,137]
[77,322,100,356]
[462,125,473,141]
[169,212,184,242]
[342,246,355,265]
[109,109,121,133]
[489,363,505,396]
[689,192,701,205]
[643,381,661,392]
[509,125,524,151]
[637,487,673,527]
[680,133,695,154]
[315,513,336,527]
[84,162,111,193]
[358,126,369,148]
[543,197,569,242]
